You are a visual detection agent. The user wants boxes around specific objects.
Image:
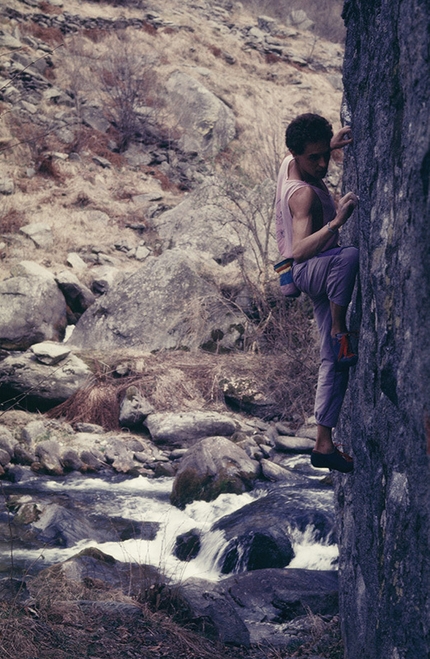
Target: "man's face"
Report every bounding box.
[292,140,331,182]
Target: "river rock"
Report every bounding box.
[221,374,282,419]
[289,9,314,31]
[260,458,293,482]
[0,448,11,467]
[27,503,93,546]
[34,439,63,475]
[0,350,92,410]
[0,34,22,49]
[10,261,55,281]
[89,265,122,295]
[170,436,259,508]
[145,411,236,446]
[0,425,16,457]
[67,248,248,353]
[165,71,236,157]
[34,548,162,597]
[119,386,154,428]
[19,222,53,248]
[0,275,67,350]
[174,568,338,647]
[213,484,336,572]
[61,448,86,472]
[273,435,315,453]
[30,341,71,365]
[103,437,139,473]
[173,529,201,561]
[212,490,295,573]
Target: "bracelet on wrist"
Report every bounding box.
[327,221,336,235]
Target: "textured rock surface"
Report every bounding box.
[0,275,67,350]
[337,1,430,657]
[0,350,92,410]
[68,248,247,353]
[165,71,236,157]
[170,436,259,508]
[175,569,338,647]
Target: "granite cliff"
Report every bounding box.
[338,0,430,657]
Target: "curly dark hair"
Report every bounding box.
[285,113,333,154]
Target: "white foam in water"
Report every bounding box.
[6,473,337,579]
[22,480,264,581]
[287,526,338,570]
[78,490,264,582]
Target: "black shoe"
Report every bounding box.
[311,448,354,473]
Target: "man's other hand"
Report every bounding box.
[331,126,353,150]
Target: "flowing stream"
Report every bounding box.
[0,454,338,582]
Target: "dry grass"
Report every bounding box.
[0,591,343,659]
[0,550,343,659]
[47,297,318,429]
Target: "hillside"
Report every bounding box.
[0,0,345,282]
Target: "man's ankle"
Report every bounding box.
[315,424,334,453]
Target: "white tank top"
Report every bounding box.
[275,155,338,259]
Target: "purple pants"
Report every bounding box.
[292,247,359,428]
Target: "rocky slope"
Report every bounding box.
[0,2,344,293]
[0,0,346,413]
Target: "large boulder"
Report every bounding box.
[337,2,430,658]
[145,411,236,447]
[153,179,277,268]
[55,270,96,322]
[212,485,336,574]
[174,568,338,647]
[0,348,92,410]
[68,248,248,353]
[0,275,67,350]
[165,71,236,157]
[170,436,260,509]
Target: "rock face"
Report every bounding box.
[0,349,92,410]
[175,568,338,647]
[68,248,248,353]
[165,71,236,157]
[0,275,67,350]
[338,2,430,657]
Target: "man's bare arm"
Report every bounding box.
[291,188,359,263]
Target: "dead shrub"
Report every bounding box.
[143,165,179,192]
[82,27,109,43]
[38,0,63,14]
[71,191,92,207]
[208,45,222,58]
[142,21,158,36]
[98,39,163,151]
[8,118,65,180]
[67,126,125,166]
[36,154,65,182]
[0,208,25,234]
[265,52,281,64]
[48,310,318,428]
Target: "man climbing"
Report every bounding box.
[276,113,359,473]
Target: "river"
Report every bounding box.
[0,454,337,582]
